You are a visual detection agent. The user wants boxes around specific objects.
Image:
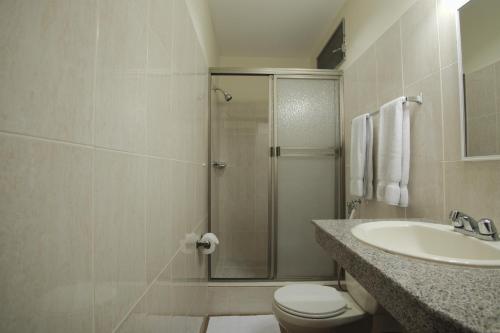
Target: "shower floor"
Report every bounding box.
[206,315,280,333]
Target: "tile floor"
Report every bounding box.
[206,315,281,333]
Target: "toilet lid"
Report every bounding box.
[274,284,347,318]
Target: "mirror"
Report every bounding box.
[458,0,500,159]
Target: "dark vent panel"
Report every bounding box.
[317,19,345,69]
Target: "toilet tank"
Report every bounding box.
[345,272,379,315]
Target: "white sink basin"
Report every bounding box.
[351,221,500,267]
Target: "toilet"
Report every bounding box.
[272,273,378,333]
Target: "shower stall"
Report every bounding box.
[209,68,343,280]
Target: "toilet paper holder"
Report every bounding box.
[196,233,219,254]
[196,239,211,249]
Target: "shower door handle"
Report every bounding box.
[212,161,227,169]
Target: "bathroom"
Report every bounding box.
[1,0,499,332]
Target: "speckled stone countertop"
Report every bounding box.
[313,219,500,333]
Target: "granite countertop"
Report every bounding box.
[313,219,500,333]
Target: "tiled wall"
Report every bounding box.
[0,0,209,332]
[465,59,500,156]
[344,0,500,224]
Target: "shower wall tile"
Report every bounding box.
[94,0,148,153]
[401,0,440,86]
[0,0,96,144]
[0,134,93,333]
[94,150,148,333]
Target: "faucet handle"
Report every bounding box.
[449,210,463,227]
[478,218,497,236]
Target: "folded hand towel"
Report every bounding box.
[399,107,410,207]
[376,97,410,206]
[350,114,373,199]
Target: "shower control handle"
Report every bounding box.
[212,161,227,169]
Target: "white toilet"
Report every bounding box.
[272,273,378,333]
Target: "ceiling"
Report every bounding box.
[208,0,346,58]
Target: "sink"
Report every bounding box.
[351,221,500,267]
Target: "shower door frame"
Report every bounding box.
[208,68,344,281]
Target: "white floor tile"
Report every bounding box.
[207,315,280,333]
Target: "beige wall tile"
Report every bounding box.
[401,0,440,85]
[375,21,404,104]
[95,72,147,153]
[405,72,444,220]
[147,158,175,283]
[95,0,148,72]
[441,64,462,161]
[343,65,357,167]
[0,0,209,331]
[359,200,406,219]
[0,134,92,333]
[437,0,458,68]
[406,72,443,162]
[0,0,96,144]
[94,150,148,333]
[148,0,173,72]
[94,0,148,153]
[496,62,500,114]
[406,160,444,222]
[444,161,500,223]
[355,46,378,114]
[147,75,173,158]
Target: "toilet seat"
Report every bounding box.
[273,284,347,319]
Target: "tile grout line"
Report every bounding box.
[91,1,100,332]
[0,130,205,166]
[143,0,152,306]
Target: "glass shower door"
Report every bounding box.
[210,75,271,279]
[275,77,341,279]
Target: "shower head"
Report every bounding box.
[213,87,232,102]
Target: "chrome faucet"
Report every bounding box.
[449,210,498,241]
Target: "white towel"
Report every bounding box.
[350,114,373,199]
[400,107,410,207]
[376,97,410,207]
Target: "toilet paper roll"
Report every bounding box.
[199,233,219,255]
